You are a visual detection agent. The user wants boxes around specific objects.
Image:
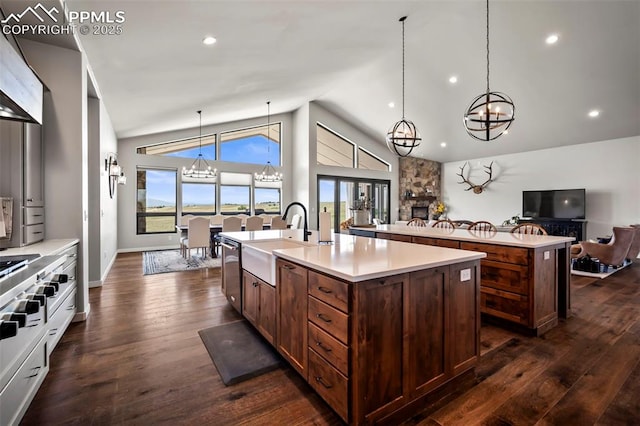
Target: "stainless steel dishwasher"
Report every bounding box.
[220,236,242,313]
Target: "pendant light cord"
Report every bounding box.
[198,110,203,156]
[486,0,490,94]
[400,16,406,119]
[266,101,271,160]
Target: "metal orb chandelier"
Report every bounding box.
[182,110,216,179]
[463,0,515,141]
[254,101,282,183]
[386,16,421,157]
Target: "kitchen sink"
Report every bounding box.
[242,239,311,286]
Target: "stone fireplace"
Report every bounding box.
[399,157,441,221]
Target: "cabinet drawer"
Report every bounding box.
[481,260,529,295]
[0,305,46,391]
[308,349,348,423]
[23,207,44,225]
[376,232,412,242]
[59,245,78,271]
[23,224,44,245]
[461,242,529,265]
[308,322,348,376]
[308,271,349,313]
[0,334,48,426]
[47,288,76,354]
[481,288,529,326]
[413,236,460,249]
[308,296,349,344]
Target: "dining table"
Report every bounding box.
[176,223,271,257]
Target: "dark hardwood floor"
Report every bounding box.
[21,253,640,425]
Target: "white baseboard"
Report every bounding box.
[118,245,179,253]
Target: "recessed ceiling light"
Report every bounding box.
[440,142,447,148]
[503,130,509,135]
[202,36,217,45]
[388,102,395,108]
[588,109,600,118]
[449,76,458,84]
[546,34,559,45]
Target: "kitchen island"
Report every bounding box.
[350,225,575,336]
[220,231,485,425]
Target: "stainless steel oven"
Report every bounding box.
[220,237,241,313]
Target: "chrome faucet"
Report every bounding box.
[282,202,311,241]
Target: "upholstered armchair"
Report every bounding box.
[627,224,640,261]
[576,226,635,267]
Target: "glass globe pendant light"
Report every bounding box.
[463,0,515,141]
[182,110,216,179]
[386,16,421,157]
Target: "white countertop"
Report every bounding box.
[363,225,574,248]
[233,231,485,282]
[0,239,79,257]
[220,229,319,243]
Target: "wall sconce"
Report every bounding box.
[105,153,125,199]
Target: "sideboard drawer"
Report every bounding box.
[308,349,348,423]
[481,260,529,295]
[461,242,529,265]
[308,296,349,344]
[308,322,348,376]
[413,236,460,249]
[23,224,44,245]
[23,207,44,225]
[308,271,349,313]
[481,288,529,325]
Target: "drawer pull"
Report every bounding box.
[315,376,333,389]
[317,286,332,294]
[253,281,259,287]
[66,305,76,311]
[26,366,41,378]
[49,328,58,335]
[316,340,332,352]
[282,264,295,270]
[33,231,43,235]
[316,313,332,323]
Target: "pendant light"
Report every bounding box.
[254,101,282,182]
[386,16,421,157]
[182,110,216,179]
[463,0,515,141]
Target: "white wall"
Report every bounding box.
[20,39,91,318]
[442,136,640,240]
[306,101,400,228]
[117,112,293,251]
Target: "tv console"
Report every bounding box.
[520,219,587,242]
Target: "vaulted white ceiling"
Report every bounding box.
[14,1,640,162]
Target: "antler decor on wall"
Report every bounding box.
[456,161,494,194]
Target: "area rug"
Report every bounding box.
[142,249,220,275]
[198,320,282,386]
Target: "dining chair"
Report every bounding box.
[182,217,210,258]
[245,216,264,231]
[407,218,427,227]
[213,216,243,256]
[510,223,548,235]
[236,213,249,226]
[432,219,456,230]
[270,217,288,230]
[178,215,195,254]
[373,218,381,225]
[290,214,302,229]
[209,214,224,226]
[468,220,498,235]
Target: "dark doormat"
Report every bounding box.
[198,320,282,386]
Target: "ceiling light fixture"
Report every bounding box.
[545,34,559,45]
[202,36,217,45]
[386,16,421,157]
[182,110,216,180]
[449,76,458,84]
[588,109,600,118]
[388,102,395,108]
[463,0,515,141]
[440,142,447,148]
[254,101,282,182]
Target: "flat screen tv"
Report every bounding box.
[522,189,585,220]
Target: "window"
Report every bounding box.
[317,175,390,230]
[136,168,177,234]
[358,147,390,171]
[254,187,281,214]
[219,172,252,215]
[136,134,216,160]
[182,183,216,215]
[317,124,355,167]
[220,123,281,166]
